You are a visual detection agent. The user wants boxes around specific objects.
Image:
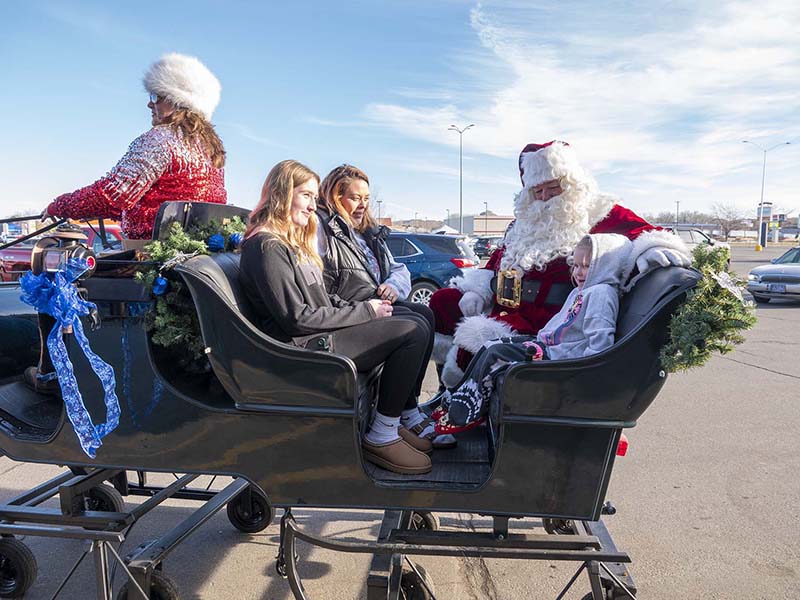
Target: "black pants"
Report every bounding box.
[331,316,429,418]
[391,301,434,397]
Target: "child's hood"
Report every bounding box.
[584,233,633,289]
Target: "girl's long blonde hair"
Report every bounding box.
[245,160,322,268]
[319,164,376,233]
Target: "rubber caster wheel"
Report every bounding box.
[542,518,574,535]
[84,484,126,513]
[227,485,273,533]
[116,571,180,600]
[400,562,435,600]
[0,537,38,598]
[409,511,439,531]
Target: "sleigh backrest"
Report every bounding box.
[151,201,251,241]
[615,266,701,342]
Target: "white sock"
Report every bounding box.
[400,407,426,430]
[365,412,401,445]
[418,421,437,438]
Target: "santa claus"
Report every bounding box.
[430,140,690,387]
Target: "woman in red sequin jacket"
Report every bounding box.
[45,54,227,240]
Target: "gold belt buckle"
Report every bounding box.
[496,269,521,308]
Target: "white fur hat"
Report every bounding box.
[143,53,221,121]
[518,141,584,189]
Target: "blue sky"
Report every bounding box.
[1,0,798,222]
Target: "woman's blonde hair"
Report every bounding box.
[319,164,376,233]
[245,160,322,268]
[162,108,226,169]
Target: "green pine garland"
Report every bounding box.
[134,217,246,372]
[660,245,756,372]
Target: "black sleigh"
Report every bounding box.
[0,202,701,600]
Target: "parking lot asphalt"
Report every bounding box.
[0,244,797,599]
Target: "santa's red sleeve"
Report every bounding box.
[48,128,171,221]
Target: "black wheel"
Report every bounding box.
[0,538,37,598]
[84,484,126,513]
[399,562,435,600]
[409,282,438,306]
[753,295,770,304]
[542,518,574,535]
[226,486,273,533]
[409,511,439,531]
[116,571,179,600]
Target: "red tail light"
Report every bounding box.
[451,258,476,268]
[616,433,628,456]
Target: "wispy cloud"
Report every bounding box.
[363,0,800,211]
[38,2,154,45]
[220,122,284,148]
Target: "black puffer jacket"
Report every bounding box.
[316,207,392,302]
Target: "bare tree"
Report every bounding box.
[710,202,747,240]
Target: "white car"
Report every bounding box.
[747,246,800,304]
[672,228,730,253]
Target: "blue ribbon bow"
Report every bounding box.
[19,258,120,458]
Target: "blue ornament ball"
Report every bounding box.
[229,232,244,249]
[152,276,169,296]
[207,233,225,252]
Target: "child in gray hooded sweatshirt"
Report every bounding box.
[438,233,633,430]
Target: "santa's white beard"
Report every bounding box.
[500,188,613,272]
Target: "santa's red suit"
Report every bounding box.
[430,141,689,387]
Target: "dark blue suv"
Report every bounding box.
[386,232,478,304]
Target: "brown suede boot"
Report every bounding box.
[23,367,61,396]
[362,438,432,475]
[398,427,433,455]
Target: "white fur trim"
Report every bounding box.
[144,53,221,121]
[432,333,454,365]
[440,346,465,388]
[621,229,691,291]
[520,142,584,189]
[450,268,495,304]
[453,315,515,354]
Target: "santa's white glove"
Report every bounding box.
[635,247,691,275]
[458,291,486,317]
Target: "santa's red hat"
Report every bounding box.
[518,141,583,189]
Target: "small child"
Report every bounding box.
[437,233,633,431]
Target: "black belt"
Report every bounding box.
[491,272,572,308]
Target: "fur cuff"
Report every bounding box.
[621,229,691,290]
[441,346,465,388]
[453,315,515,354]
[432,333,454,365]
[449,268,495,304]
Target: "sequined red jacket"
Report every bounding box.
[48,125,227,239]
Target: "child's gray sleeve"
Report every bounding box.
[581,289,619,357]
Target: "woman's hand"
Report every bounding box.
[368,299,394,318]
[377,283,400,304]
[40,203,56,222]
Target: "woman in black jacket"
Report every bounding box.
[239,160,433,475]
[317,165,454,448]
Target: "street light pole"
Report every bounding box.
[414,212,418,231]
[742,140,791,250]
[675,200,680,229]
[448,123,475,234]
[446,209,451,227]
[377,199,383,222]
[483,201,489,235]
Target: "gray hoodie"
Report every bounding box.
[536,233,632,360]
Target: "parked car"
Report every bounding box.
[0,223,124,282]
[386,232,478,305]
[671,228,730,252]
[473,236,503,258]
[746,246,800,304]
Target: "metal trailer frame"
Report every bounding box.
[276,507,638,600]
[0,467,259,599]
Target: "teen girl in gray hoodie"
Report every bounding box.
[438,233,633,430]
